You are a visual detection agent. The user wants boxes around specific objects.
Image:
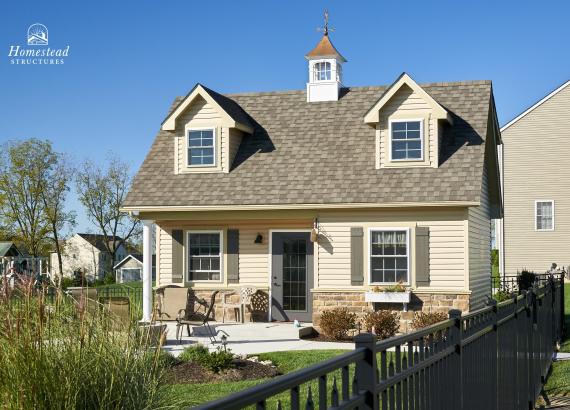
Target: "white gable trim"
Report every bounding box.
[113,254,143,270]
[501,80,570,132]
[364,73,451,125]
[162,84,253,133]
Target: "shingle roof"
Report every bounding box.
[125,81,492,208]
[77,233,123,252]
[0,242,21,257]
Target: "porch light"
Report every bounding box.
[254,234,263,244]
[310,218,319,242]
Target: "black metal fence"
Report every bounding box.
[493,271,565,293]
[196,276,564,410]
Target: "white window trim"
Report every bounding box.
[120,267,142,282]
[367,227,411,285]
[186,230,224,283]
[187,127,217,168]
[535,200,555,231]
[312,61,333,83]
[389,118,424,162]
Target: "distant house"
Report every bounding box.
[113,254,156,283]
[497,80,570,274]
[0,242,22,258]
[50,233,128,281]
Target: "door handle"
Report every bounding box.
[273,283,280,287]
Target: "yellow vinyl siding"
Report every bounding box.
[157,225,173,287]
[503,85,570,273]
[228,128,243,171]
[238,229,269,286]
[378,85,438,168]
[316,209,467,290]
[174,95,228,174]
[467,161,491,310]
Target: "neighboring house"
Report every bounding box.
[50,233,128,281]
[497,80,570,275]
[0,242,22,258]
[123,30,502,326]
[114,254,156,283]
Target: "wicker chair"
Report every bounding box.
[222,287,258,323]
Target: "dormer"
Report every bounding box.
[305,31,346,102]
[364,73,453,169]
[162,84,253,174]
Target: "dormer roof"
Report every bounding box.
[364,73,452,125]
[161,83,253,133]
[305,34,347,62]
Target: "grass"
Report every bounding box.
[165,350,349,408]
[544,283,570,398]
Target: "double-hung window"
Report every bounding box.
[188,129,215,166]
[370,229,409,284]
[187,231,222,281]
[391,120,423,161]
[535,200,554,231]
[314,61,331,81]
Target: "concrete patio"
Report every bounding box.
[161,321,354,356]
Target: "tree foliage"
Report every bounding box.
[76,156,141,272]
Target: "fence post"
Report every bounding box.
[448,309,463,409]
[354,333,378,410]
[560,272,565,341]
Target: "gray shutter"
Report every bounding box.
[227,229,239,284]
[415,227,430,286]
[172,230,184,283]
[350,227,364,286]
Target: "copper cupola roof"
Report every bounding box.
[305,33,347,62]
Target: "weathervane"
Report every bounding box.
[317,9,334,36]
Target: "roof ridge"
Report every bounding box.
[219,80,491,98]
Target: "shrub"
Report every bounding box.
[0,283,178,409]
[103,272,116,285]
[517,270,536,291]
[59,277,74,290]
[179,344,210,363]
[179,344,234,373]
[319,308,357,340]
[410,311,448,331]
[493,290,512,303]
[202,348,235,373]
[363,310,399,339]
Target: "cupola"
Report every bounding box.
[305,11,346,102]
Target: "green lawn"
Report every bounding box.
[545,283,570,397]
[165,350,349,408]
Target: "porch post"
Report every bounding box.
[142,220,153,323]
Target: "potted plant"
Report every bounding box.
[364,282,411,311]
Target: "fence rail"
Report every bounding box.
[196,275,564,410]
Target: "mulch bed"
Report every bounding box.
[165,359,280,384]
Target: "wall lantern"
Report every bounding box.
[254,234,263,244]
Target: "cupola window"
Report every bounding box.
[314,61,332,81]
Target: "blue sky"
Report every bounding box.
[1,1,568,232]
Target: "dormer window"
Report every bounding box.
[390,120,423,161]
[314,61,331,81]
[188,128,215,167]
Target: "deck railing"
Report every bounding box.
[195,275,564,410]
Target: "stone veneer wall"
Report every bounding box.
[312,291,471,333]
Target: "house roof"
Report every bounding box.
[124,80,494,209]
[501,79,570,132]
[0,242,22,257]
[77,233,124,252]
[305,33,347,62]
[113,254,142,269]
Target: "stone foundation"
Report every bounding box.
[312,291,470,333]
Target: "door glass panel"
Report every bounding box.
[283,238,307,311]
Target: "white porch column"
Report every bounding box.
[142,220,153,323]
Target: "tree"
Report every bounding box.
[40,155,76,284]
[0,139,51,257]
[76,157,141,273]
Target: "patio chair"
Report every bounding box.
[66,287,99,316]
[222,286,258,323]
[99,296,131,327]
[155,286,189,321]
[176,290,219,344]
